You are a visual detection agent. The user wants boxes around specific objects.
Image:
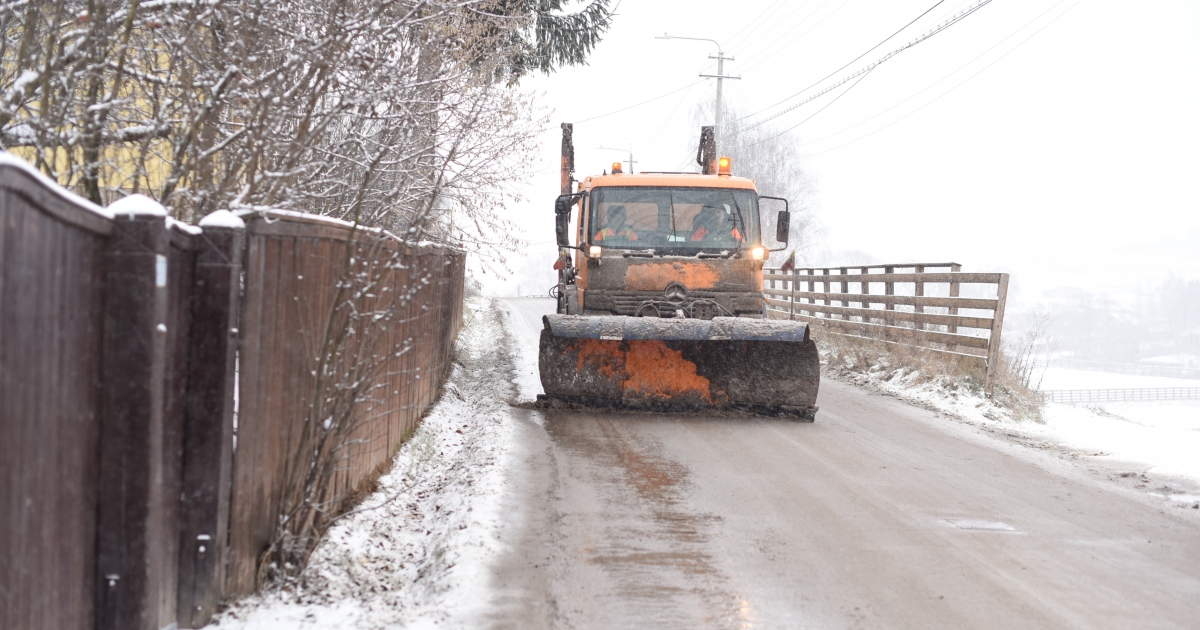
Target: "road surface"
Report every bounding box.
[485,298,1200,629]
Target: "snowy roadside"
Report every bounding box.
[827,359,1200,495]
[492,297,549,403]
[209,297,518,629]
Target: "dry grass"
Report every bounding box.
[813,328,1045,422]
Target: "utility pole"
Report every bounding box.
[597,145,637,174]
[657,34,740,156]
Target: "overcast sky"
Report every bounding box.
[487,0,1199,311]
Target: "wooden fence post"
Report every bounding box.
[948,263,962,350]
[95,209,174,630]
[806,266,816,314]
[821,269,830,319]
[914,265,925,332]
[177,214,244,628]
[948,264,962,333]
[884,265,895,326]
[860,267,870,323]
[789,268,796,320]
[838,267,848,320]
[985,273,1010,395]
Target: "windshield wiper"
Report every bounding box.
[728,190,746,256]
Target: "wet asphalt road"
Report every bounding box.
[485,299,1200,629]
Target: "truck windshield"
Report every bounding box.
[589,187,760,253]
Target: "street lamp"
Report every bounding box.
[656,33,741,157]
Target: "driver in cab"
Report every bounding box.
[594,205,638,242]
[690,205,743,242]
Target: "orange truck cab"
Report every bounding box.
[554,166,791,319]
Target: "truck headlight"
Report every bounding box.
[750,246,765,261]
[588,245,602,258]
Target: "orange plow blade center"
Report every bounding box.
[538,315,819,418]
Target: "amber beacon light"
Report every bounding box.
[611,161,623,174]
[717,156,731,176]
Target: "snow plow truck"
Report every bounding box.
[537,124,821,420]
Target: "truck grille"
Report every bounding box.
[586,290,763,319]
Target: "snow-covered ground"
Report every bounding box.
[836,364,1200,488]
[1034,366,1199,390]
[1026,367,1200,486]
[495,297,548,402]
[209,298,519,629]
[1038,400,1200,486]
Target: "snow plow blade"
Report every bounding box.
[538,315,820,419]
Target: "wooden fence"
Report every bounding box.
[1039,388,1200,403]
[0,156,465,630]
[763,262,1010,392]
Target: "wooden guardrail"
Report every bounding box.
[0,155,465,630]
[763,262,1009,393]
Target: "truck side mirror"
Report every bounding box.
[776,210,790,245]
[759,195,789,250]
[555,194,573,215]
[555,213,570,248]
[555,194,575,248]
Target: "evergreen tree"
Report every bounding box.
[478,0,615,80]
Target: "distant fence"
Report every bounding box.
[763,262,1009,393]
[1039,388,1200,403]
[1046,359,1200,381]
[0,157,464,630]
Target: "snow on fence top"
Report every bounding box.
[235,208,460,252]
[0,152,112,219]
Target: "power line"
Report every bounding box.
[736,0,846,70]
[538,0,979,140]
[732,0,1050,150]
[725,0,793,51]
[796,0,1072,149]
[645,80,705,147]
[538,0,925,134]
[739,0,993,133]
[551,78,707,129]
[927,0,976,26]
[738,0,945,89]
[735,0,951,125]
[796,0,1086,159]
[731,67,878,148]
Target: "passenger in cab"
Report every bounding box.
[690,205,743,242]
